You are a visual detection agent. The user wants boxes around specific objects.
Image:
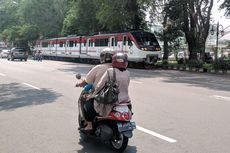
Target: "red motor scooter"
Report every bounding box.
[76,74,136,152]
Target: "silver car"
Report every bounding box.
[7,47,28,61]
[0,49,10,58]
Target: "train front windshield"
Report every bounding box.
[131,31,161,51]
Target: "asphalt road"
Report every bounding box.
[0,59,230,153]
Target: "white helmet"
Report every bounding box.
[99,48,113,64]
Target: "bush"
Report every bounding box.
[214,59,230,70]
[162,59,168,65]
[203,64,213,72]
[177,58,184,64]
[188,60,203,69]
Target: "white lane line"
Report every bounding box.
[136,125,177,143]
[131,80,143,84]
[0,73,6,76]
[22,83,41,90]
[211,95,230,102]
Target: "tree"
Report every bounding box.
[220,0,230,17]
[62,0,100,35]
[19,0,68,38]
[96,0,147,32]
[146,0,183,61]
[62,0,148,35]
[167,0,213,60]
[0,0,21,31]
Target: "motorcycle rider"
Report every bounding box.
[82,52,131,131]
[76,49,113,88]
[76,49,113,131]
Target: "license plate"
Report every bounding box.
[117,122,136,132]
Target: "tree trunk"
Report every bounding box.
[187,35,198,60]
[163,14,169,61]
[163,38,169,60]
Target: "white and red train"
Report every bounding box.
[35,30,161,65]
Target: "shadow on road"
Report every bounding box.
[57,63,94,76]
[130,69,230,92]
[76,133,137,153]
[54,61,230,92]
[0,83,62,111]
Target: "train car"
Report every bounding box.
[35,30,161,66]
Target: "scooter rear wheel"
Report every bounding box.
[110,134,128,152]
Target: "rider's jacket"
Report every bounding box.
[93,68,131,117]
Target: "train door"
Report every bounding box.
[86,38,91,54]
[66,40,74,55]
[80,37,87,54]
[48,41,52,55]
[49,41,56,56]
[110,37,117,50]
[122,35,131,53]
[122,35,127,52]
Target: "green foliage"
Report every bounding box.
[0,0,21,31]
[203,63,213,71]
[188,60,203,69]
[96,0,147,32]
[166,0,213,60]
[62,4,79,35]
[19,0,68,38]
[220,0,230,17]
[162,59,168,65]
[1,24,38,47]
[0,0,152,46]
[214,59,230,70]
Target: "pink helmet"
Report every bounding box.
[112,53,128,69]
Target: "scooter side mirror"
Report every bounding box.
[76,74,81,79]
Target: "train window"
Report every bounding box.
[88,39,93,47]
[95,39,100,46]
[115,39,117,46]
[49,43,54,47]
[111,38,117,46]
[131,31,160,47]
[95,38,109,47]
[69,41,74,47]
[42,42,48,47]
[60,42,63,47]
[128,37,132,46]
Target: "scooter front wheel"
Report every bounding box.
[110,134,128,152]
[78,114,85,128]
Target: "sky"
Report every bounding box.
[212,0,230,40]
[212,0,230,27]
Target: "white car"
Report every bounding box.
[0,49,10,58]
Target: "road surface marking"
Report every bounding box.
[131,80,142,84]
[22,83,41,90]
[211,95,230,102]
[0,73,6,76]
[136,125,177,143]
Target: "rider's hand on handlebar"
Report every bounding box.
[75,80,87,88]
[75,81,84,87]
[75,83,79,87]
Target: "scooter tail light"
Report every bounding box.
[114,112,121,118]
[122,112,131,121]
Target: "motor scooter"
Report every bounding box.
[75,74,136,152]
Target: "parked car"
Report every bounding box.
[0,49,10,58]
[7,47,28,61]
